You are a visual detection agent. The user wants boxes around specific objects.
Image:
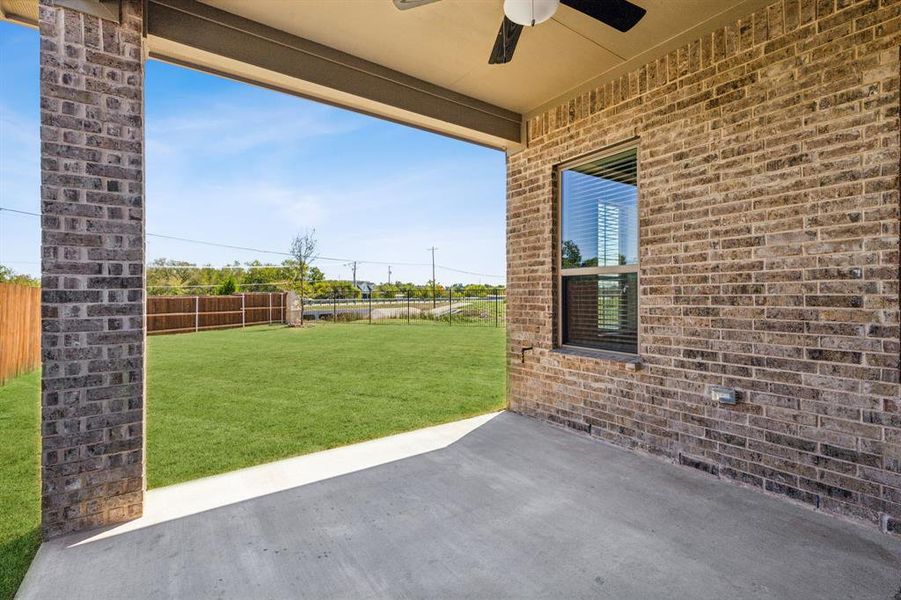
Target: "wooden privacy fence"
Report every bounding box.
[0,283,41,384]
[147,292,287,335]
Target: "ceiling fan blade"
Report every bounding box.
[393,0,441,10]
[561,0,646,32]
[488,16,524,64]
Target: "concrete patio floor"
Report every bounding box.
[19,411,901,600]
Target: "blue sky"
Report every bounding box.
[0,21,505,285]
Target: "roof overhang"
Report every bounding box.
[146,0,523,150]
[1,0,776,150]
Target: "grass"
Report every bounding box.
[0,371,41,600]
[147,324,506,487]
[0,323,505,598]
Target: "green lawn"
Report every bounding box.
[0,371,41,600]
[147,324,506,487]
[0,324,505,599]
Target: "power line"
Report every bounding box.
[0,205,504,280]
[146,233,294,258]
[0,208,346,261]
[357,259,431,267]
[437,265,505,279]
[0,207,39,217]
[0,208,39,267]
[146,263,504,280]
[0,206,433,266]
[146,236,433,266]
[148,234,365,264]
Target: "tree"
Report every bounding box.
[218,275,237,296]
[463,283,491,297]
[562,240,582,268]
[289,230,318,325]
[239,260,294,293]
[311,279,359,299]
[375,282,400,298]
[0,265,39,287]
[309,266,325,284]
[424,280,445,300]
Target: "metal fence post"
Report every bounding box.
[195,296,199,332]
[448,287,452,326]
[407,292,410,324]
[368,293,372,325]
[333,290,337,322]
[494,288,499,328]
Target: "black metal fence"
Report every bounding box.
[299,288,505,327]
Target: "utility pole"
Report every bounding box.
[387,266,392,285]
[428,246,438,308]
[350,261,357,288]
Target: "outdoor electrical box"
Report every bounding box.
[710,386,736,405]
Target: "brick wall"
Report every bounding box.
[507,0,900,532]
[39,0,145,537]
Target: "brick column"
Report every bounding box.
[39,0,145,538]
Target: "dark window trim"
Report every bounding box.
[554,345,642,369]
[555,140,640,355]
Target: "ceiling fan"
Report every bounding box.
[393,0,646,65]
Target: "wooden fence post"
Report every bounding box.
[0,283,41,384]
[195,296,199,332]
[241,294,246,328]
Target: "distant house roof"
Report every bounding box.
[356,281,375,293]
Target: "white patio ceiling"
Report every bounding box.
[201,0,772,116]
[1,0,774,147]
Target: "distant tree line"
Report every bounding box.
[146,259,504,298]
[147,258,326,296]
[373,282,503,298]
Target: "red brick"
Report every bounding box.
[508,0,899,534]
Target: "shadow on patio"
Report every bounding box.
[18,412,901,600]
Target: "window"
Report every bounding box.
[559,147,638,354]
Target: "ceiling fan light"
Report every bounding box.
[503,0,559,27]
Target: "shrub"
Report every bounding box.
[218,276,237,296]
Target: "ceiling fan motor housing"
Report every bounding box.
[503,0,560,27]
[395,0,647,65]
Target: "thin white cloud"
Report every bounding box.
[148,99,361,158]
[241,184,327,229]
[0,104,38,151]
[0,103,39,185]
[148,179,327,231]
